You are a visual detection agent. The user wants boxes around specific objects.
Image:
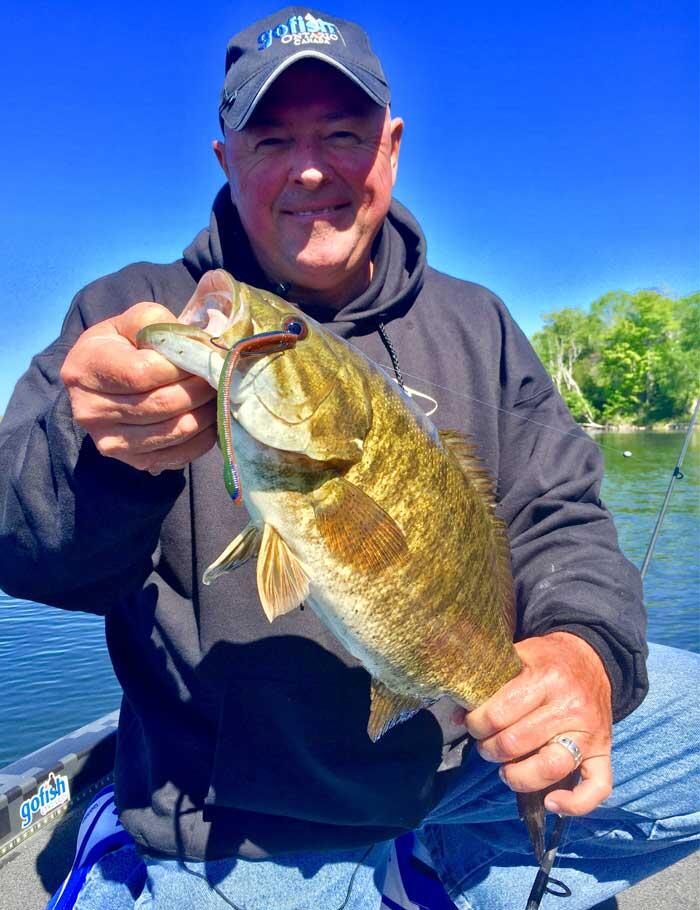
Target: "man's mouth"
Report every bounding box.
[281,202,351,219]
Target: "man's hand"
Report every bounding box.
[60,302,217,474]
[459,631,613,816]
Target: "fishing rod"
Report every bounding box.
[640,397,699,579]
[525,815,573,909]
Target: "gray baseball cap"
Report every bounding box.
[219,7,391,130]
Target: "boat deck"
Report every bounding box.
[1,802,697,910]
[1,714,697,908]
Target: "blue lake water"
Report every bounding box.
[0,431,698,767]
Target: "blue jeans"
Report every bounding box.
[73,644,700,910]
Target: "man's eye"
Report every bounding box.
[327,131,360,145]
[256,137,288,151]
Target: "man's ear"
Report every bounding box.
[389,118,404,186]
[212,139,230,179]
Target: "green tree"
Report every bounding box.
[599,291,671,420]
[531,308,603,423]
[531,289,699,426]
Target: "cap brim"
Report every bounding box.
[221,51,390,131]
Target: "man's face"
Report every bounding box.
[213,61,403,303]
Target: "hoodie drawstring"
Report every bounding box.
[377,322,404,390]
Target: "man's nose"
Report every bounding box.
[290,142,330,189]
[297,165,326,190]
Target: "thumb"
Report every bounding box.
[114,302,179,346]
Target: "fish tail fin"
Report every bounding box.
[516,791,547,863]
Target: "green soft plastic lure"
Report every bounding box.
[214,319,308,503]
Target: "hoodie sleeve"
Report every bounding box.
[494,309,648,723]
[0,272,186,614]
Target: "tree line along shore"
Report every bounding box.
[529,289,699,429]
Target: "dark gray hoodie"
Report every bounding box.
[0,189,647,860]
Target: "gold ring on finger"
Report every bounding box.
[548,734,583,770]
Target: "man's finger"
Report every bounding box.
[499,733,595,792]
[544,756,613,816]
[73,375,216,426]
[476,706,589,763]
[90,401,217,457]
[126,424,218,473]
[465,674,547,740]
[64,335,190,394]
[114,302,180,345]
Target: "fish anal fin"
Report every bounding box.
[257,524,310,622]
[203,522,261,586]
[368,679,426,741]
[312,478,408,574]
[439,429,517,637]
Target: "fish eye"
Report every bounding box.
[283,317,308,339]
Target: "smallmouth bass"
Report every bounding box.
[137,269,548,858]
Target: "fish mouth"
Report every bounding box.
[135,320,239,394]
[136,323,216,347]
[136,271,250,362]
[177,269,243,339]
[135,270,300,392]
[179,292,236,338]
[135,272,268,388]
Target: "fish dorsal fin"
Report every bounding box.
[311,477,408,574]
[368,679,426,741]
[438,429,498,507]
[256,524,310,622]
[439,429,517,638]
[202,521,262,586]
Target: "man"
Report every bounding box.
[0,8,697,909]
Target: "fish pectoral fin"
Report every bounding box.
[257,524,310,622]
[203,522,262,585]
[311,478,408,574]
[368,679,426,741]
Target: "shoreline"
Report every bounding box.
[583,423,699,433]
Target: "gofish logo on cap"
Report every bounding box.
[258,12,344,51]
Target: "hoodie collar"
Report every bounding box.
[183,186,426,335]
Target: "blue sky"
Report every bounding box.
[1,0,698,413]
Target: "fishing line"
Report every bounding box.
[380,361,644,463]
[178,844,374,910]
[179,861,247,910]
[340,337,656,466]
